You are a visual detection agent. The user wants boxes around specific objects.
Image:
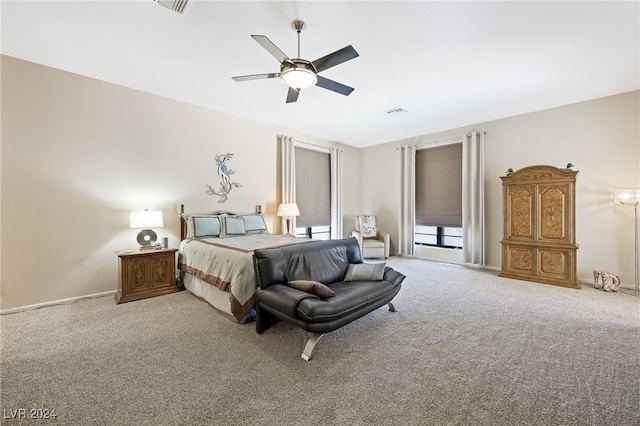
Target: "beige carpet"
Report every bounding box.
[1,257,639,425]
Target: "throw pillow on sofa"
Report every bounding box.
[288,280,335,298]
[344,263,386,281]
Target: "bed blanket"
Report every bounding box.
[179,235,313,321]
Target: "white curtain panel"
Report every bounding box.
[279,135,296,234]
[399,144,416,255]
[330,148,343,239]
[280,136,343,238]
[462,131,486,266]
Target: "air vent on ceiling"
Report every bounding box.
[386,107,408,115]
[154,0,191,15]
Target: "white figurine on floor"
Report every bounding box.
[593,270,621,292]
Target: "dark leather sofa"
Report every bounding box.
[253,237,405,360]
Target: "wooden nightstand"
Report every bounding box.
[115,247,179,304]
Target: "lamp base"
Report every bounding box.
[284,217,293,236]
[620,287,640,297]
[137,229,158,249]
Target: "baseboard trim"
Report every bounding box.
[393,255,635,290]
[0,290,117,315]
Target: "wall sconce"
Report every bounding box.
[130,209,164,249]
[277,203,300,236]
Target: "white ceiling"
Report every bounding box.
[2,1,638,148]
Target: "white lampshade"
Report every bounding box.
[130,209,164,229]
[277,203,300,217]
[614,188,640,206]
[281,67,317,91]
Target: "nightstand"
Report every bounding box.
[115,247,179,304]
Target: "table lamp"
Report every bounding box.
[130,209,164,249]
[277,203,300,236]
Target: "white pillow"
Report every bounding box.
[357,215,377,238]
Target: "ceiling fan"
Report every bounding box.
[231,20,359,103]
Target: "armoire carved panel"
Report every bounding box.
[500,165,579,288]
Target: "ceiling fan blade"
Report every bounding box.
[232,73,280,82]
[286,87,300,103]
[315,75,355,96]
[312,45,359,73]
[251,35,289,63]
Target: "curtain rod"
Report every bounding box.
[293,139,337,153]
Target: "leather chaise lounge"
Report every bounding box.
[253,237,405,360]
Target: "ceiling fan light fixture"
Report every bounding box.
[281,67,317,91]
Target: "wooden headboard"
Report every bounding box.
[180,204,187,241]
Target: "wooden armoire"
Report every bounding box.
[499,165,579,288]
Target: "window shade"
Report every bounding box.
[295,147,331,227]
[415,143,462,227]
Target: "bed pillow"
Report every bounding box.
[220,216,246,238]
[343,262,386,281]
[288,280,335,298]
[241,214,268,235]
[183,215,221,238]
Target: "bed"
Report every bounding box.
[178,205,313,323]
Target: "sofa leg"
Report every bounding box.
[388,302,396,312]
[301,333,325,361]
[256,306,279,334]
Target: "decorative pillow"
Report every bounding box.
[220,216,246,237]
[356,215,377,238]
[288,280,335,298]
[183,214,221,238]
[241,214,268,235]
[344,262,386,281]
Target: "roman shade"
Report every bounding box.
[295,147,331,228]
[415,143,463,228]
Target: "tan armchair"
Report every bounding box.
[350,215,390,259]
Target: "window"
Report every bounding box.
[295,147,331,239]
[415,143,463,249]
[295,225,331,240]
[415,226,463,249]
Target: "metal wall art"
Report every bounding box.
[206,153,241,203]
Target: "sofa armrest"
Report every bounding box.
[257,284,319,318]
[383,267,404,288]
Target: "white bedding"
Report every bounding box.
[178,234,312,322]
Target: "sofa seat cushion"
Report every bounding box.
[296,278,398,323]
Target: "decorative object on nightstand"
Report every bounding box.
[277,203,300,236]
[614,187,640,296]
[115,247,179,304]
[130,209,163,249]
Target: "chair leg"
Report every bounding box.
[301,333,325,361]
[388,302,396,312]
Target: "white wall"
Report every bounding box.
[360,91,640,286]
[0,56,360,310]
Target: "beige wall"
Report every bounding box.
[360,90,640,286]
[2,54,638,310]
[0,56,360,310]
